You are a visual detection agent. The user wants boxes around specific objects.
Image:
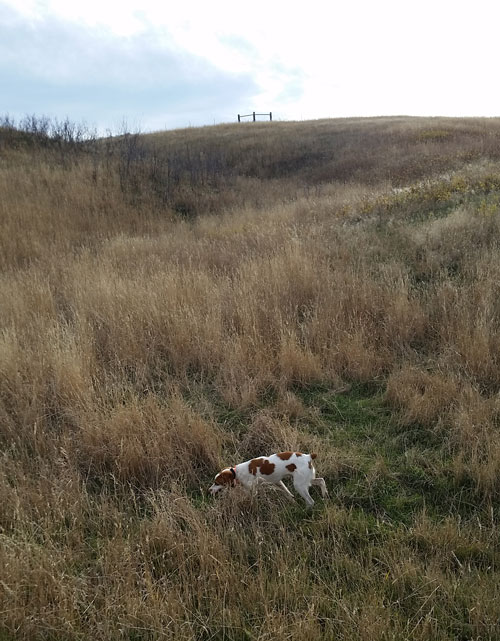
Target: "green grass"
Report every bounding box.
[293,385,491,524]
[192,379,499,528]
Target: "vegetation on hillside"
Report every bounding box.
[1,115,500,640]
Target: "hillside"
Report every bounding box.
[1,116,500,640]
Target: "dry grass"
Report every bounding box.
[1,116,500,640]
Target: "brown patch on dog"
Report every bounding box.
[215,470,235,486]
[249,458,275,475]
[277,451,293,460]
[260,460,275,475]
[248,458,264,475]
[311,453,317,460]
[295,452,303,457]
[286,463,297,472]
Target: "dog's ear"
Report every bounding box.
[215,470,234,486]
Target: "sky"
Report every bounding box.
[1,0,500,133]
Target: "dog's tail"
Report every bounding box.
[310,453,317,460]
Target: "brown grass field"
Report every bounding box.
[1,115,500,640]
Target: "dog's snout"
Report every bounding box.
[209,484,222,496]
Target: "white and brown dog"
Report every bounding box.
[209,452,328,507]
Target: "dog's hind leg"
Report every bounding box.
[311,477,328,498]
[293,476,315,507]
[276,480,296,501]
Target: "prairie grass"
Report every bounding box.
[1,116,500,640]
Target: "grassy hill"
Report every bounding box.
[1,116,500,640]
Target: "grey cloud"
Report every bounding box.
[0,6,258,131]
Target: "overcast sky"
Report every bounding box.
[2,0,500,133]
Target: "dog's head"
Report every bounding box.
[209,467,236,496]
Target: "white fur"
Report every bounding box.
[209,452,328,507]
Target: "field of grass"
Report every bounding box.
[1,115,500,640]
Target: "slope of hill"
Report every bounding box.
[1,116,500,640]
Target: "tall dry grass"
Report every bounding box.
[1,116,500,639]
